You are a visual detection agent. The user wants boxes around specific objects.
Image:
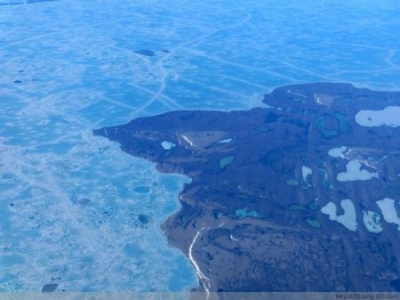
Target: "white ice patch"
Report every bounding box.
[218,138,232,144]
[362,210,383,233]
[302,166,312,185]
[355,106,400,127]
[376,198,400,231]
[181,135,194,147]
[328,146,348,158]
[321,199,357,231]
[321,202,337,221]
[337,160,378,182]
[161,141,176,150]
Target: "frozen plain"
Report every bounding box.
[0,0,400,293]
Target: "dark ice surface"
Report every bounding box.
[134,49,170,57]
[94,83,400,292]
[134,50,156,57]
[138,214,149,224]
[41,283,58,293]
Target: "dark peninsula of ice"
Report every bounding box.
[93,83,400,293]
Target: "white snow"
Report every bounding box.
[161,141,176,150]
[302,166,312,184]
[376,198,400,231]
[328,146,348,158]
[337,160,378,182]
[321,199,358,231]
[355,106,400,127]
[219,138,233,144]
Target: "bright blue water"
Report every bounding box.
[0,0,399,293]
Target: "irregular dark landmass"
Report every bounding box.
[93,83,400,293]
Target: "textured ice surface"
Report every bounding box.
[1,0,400,293]
[362,210,383,234]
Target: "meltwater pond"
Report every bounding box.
[1,0,400,293]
